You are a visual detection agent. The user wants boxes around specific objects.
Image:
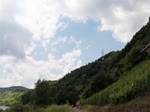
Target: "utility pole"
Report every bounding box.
[101,49,104,60]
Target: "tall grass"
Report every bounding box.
[44,105,73,112]
[5,104,73,112]
[81,59,150,105]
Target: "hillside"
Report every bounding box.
[81,92,150,112]
[80,20,150,105]
[81,59,150,105]
[0,86,28,106]
[0,86,28,92]
[21,19,150,107]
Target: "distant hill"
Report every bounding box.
[0,86,29,92]
[0,86,29,106]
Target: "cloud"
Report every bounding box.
[0,0,32,58]
[59,0,150,42]
[97,0,150,42]
[0,0,83,88]
[9,0,150,43]
[0,0,150,88]
[0,48,82,88]
[0,20,32,58]
[16,0,61,41]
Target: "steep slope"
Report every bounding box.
[80,19,150,105]
[81,59,150,105]
[82,92,150,112]
[53,19,150,104]
[22,18,150,106]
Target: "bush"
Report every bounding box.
[5,104,35,112]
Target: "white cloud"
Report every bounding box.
[0,0,33,58]
[5,0,150,44]
[59,0,150,42]
[0,0,83,88]
[0,48,82,88]
[48,36,81,53]
[0,20,32,58]
[16,0,61,41]
[0,0,150,88]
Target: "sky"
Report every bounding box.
[0,0,150,88]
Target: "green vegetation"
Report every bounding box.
[44,105,73,112]
[1,18,149,112]
[81,92,150,112]
[4,104,73,112]
[21,80,58,106]
[0,91,25,106]
[81,59,150,105]
[0,86,28,106]
[21,18,150,107]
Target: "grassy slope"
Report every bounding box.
[0,86,28,106]
[81,59,150,105]
[5,105,74,112]
[0,91,23,105]
[82,92,150,112]
[0,91,25,106]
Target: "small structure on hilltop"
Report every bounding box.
[141,43,150,55]
[101,49,105,61]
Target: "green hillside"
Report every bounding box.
[0,86,28,92]
[0,87,28,106]
[81,59,150,105]
[21,19,150,107]
[80,20,150,105]
[81,92,150,112]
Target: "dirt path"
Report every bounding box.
[73,107,85,112]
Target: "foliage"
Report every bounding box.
[81,59,150,105]
[0,86,28,106]
[21,80,58,106]
[22,90,35,105]
[34,79,51,106]
[0,91,24,106]
[82,92,150,112]
[4,104,73,112]
[44,105,73,112]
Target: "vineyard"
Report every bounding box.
[81,59,150,105]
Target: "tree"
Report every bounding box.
[35,80,50,106]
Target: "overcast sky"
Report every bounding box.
[0,0,150,88]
